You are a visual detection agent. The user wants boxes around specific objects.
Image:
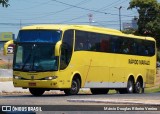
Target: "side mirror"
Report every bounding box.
[3,40,14,55]
[55,41,62,56]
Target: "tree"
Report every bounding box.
[128,0,160,45]
[0,0,9,7]
[122,28,136,34]
[128,0,160,34]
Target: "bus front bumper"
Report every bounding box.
[13,79,69,89]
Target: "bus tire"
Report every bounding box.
[134,80,143,94]
[126,79,134,93]
[64,78,80,95]
[90,88,109,94]
[29,88,45,96]
[119,79,134,94]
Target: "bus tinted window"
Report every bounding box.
[17,30,61,43]
[75,30,155,56]
[60,30,74,70]
[75,31,89,51]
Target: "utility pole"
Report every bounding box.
[20,20,22,29]
[88,13,93,25]
[115,6,122,31]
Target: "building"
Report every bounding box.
[0,32,15,50]
[123,17,138,30]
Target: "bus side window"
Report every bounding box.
[145,41,155,56]
[60,30,74,70]
[75,31,86,51]
[100,39,107,52]
[77,42,84,50]
[110,38,117,53]
[148,45,154,56]
[139,43,146,56]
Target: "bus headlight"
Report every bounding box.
[14,75,22,79]
[45,76,58,80]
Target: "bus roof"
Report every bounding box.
[21,24,121,33]
[21,24,155,42]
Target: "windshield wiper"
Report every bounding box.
[21,52,32,71]
[21,44,35,71]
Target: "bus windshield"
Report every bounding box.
[13,43,58,72]
[17,30,61,43]
[13,30,62,72]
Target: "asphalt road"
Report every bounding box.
[1,92,160,105]
[1,93,160,114]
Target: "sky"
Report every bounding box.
[0,0,153,37]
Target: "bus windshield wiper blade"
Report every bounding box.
[21,53,32,71]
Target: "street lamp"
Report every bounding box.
[115,6,122,31]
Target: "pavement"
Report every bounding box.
[0,81,29,93]
[67,98,160,105]
[2,80,160,105]
[0,68,21,93]
[0,69,12,77]
[1,79,160,105]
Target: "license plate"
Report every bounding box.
[28,82,36,86]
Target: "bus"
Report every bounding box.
[5,25,156,96]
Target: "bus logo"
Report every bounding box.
[31,76,34,80]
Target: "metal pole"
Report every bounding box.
[88,13,93,25]
[20,19,22,29]
[119,6,122,31]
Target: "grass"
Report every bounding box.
[0,60,12,69]
[0,64,11,69]
[145,87,160,93]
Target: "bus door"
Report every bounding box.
[59,30,74,87]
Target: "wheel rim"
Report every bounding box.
[128,80,133,93]
[135,82,141,93]
[71,80,78,94]
[128,84,133,92]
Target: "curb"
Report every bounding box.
[67,99,160,105]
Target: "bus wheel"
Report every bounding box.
[119,79,134,94]
[64,78,80,95]
[29,88,45,96]
[134,80,143,93]
[90,88,109,94]
[126,79,134,93]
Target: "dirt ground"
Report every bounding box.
[0,59,12,69]
[0,59,6,65]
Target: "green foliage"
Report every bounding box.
[0,0,9,7]
[122,28,136,34]
[145,87,160,93]
[0,63,12,69]
[128,0,160,47]
[157,49,160,61]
